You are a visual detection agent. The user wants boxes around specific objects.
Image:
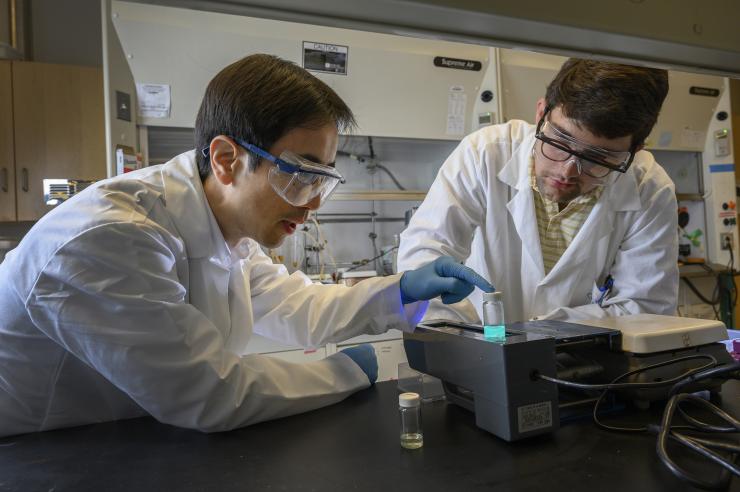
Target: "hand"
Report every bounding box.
[400,256,494,305]
[340,344,378,384]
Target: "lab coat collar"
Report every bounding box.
[602,157,642,212]
[497,132,535,191]
[498,132,544,277]
[161,151,232,264]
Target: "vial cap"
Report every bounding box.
[482,291,503,301]
[399,392,421,407]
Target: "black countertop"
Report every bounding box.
[1,381,738,492]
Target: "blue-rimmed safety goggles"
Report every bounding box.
[202,138,345,206]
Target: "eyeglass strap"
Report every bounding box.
[200,139,280,164]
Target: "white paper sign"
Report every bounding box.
[136,83,171,118]
[446,86,467,136]
[680,128,705,149]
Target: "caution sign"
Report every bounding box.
[303,41,348,75]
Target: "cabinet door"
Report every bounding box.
[0,60,15,221]
[12,62,106,221]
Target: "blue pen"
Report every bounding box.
[596,275,614,307]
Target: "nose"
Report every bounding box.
[560,157,581,177]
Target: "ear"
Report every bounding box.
[209,136,241,185]
[534,98,547,123]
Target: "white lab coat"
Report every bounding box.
[397,120,678,323]
[0,151,425,437]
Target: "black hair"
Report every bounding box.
[194,54,356,180]
[545,58,669,147]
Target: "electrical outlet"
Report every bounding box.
[720,232,734,250]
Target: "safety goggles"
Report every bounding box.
[535,112,636,179]
[203,139,345,207]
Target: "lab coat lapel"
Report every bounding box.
[536,166,642,307]
[558,168,641,270]
[498,135,545,281]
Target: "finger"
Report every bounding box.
[436,259,494,292]
[441,292,466,304]
[438,277,474,303]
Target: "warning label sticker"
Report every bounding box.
[303,41,348,75]
[517,401,552,433]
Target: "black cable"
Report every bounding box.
[682,275,721,320]
[537,354,718,392]
[729,247,734,273]
[656,393,739,489]
[336,143,408,190]
[543,359,740,488]
[367,136,376,159]
[375,163,406,190]
[725,249,738,317]
[685,263,726,320]
[685,434,740,453]
[669,361,740,397]
[681,276,720,306]
[591,355,718,433]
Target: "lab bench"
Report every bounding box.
[0,380,738,492]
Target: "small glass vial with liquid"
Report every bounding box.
[399,392,423,449]
[482,291,506,341]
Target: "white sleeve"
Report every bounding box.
[397,136,487,273]
[539,182,679,321]
[25,223,373,432]
[245,247,427,348]
[396,136,488,323]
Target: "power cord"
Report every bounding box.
[537,358,740,489]
[681,276,720,320]
[654,390,739,490]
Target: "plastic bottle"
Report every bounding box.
[399,392,423,449]
[482,291,506,341]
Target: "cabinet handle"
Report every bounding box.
[21,167,28,192]
[1,167,7,193]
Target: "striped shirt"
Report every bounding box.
[530,159,603,274]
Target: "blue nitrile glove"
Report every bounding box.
[400,256,494,305]
[340,344,378,384]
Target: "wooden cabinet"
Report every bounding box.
[0,60,15,221]
[0,61,105,221]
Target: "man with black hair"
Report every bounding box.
[0,54,491,437]
[398,58,678,324]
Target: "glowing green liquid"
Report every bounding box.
[484,324,506,340]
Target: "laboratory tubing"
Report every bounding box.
[399,392,423,449]
[482,291,506,340]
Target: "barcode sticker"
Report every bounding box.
[517,401,552,433]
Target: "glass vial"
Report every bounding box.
[399,392,423,449]
[482,291,506,341]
